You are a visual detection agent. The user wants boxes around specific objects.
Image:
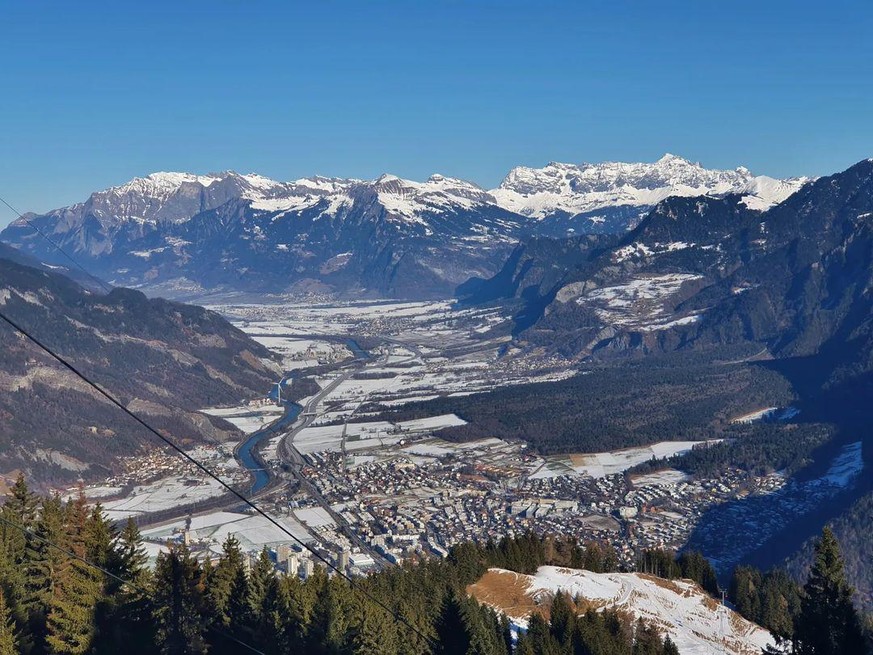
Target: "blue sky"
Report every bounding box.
[2,0,873,221]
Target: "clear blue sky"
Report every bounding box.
[2,0,873,221]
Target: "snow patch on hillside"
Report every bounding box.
[469,566,774,655]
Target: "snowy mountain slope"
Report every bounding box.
[1,157,805,299]
[468,566,774,655]
[492,154,807,231]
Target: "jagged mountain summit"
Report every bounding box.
[467,158,873,375]
[492,153,807,233]
[1,156,806,299]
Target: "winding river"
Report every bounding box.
[236,400,301,494]
[236,339,370,494]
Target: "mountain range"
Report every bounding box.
[467,157,873,384]
[0,156,805,299]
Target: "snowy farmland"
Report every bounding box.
[201,404,284,434]
[530,440,721,479]
[100,475,230,519]
[141,510,314,552]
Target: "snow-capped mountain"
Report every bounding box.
[491,154,807,231]
[1,156,807,299]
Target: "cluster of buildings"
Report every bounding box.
[288,436,785,570]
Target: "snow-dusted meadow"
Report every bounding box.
[470,566,774,655]
[530,440,721,480]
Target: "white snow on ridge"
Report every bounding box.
[492,154,808,218]
[577,273,705,331]
[26,155,807,234]
[470,566,774,655]
[528,567,773,655]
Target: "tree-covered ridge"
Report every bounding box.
[374,350,795,456]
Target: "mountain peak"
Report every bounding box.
[656,153,692,165]
[492,155,805,218]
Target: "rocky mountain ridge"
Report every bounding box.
[1,156,806,299]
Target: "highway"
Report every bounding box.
[276,351,392,565]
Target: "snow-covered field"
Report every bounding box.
[630,469,690,487]
[101,475,229,519]
[531,440,719,479]
[469,566,774,655]
[201,404,284,434]
[575,274,705,332]
[142,510,314,553]
[820,441,863,488]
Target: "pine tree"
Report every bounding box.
[677,550,719,596]
[526,612,561,655]
[205,535,246,629]
[759,569,800,639]
[84,504,116,571]
[248,548,273,614]
[632,617,664,654]
[352,602,398,655]
[549,590,575,650]
[115,517,150,586]
[152,544,208,655]
[434,593,472,655]
[21,494,66,650]
[93,517,154,655]
[1,473,37,564]
[257,575,301,655]
[306,575,353,655]
[45,494,103,655]
[795,527,866,655]
[663,635,679,655]
[0,589,17,655]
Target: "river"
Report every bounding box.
[236,399,302,494]
[237,340,369,494]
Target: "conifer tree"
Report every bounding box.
[152,544,208,655]
[1,473,37,564]
[526,612,560,655]
[206,535,246,628]
[759,569,800,640]
[45,494,103,655]
[21,493,66,649]
[632,617,664,654]
[306,575,353,654]
[248,548,273,621]
[0,589,17,655]
[677,550,719,596]
[663,635,680,655]
[549,591,575,653]
[84,504,116,571]
[115,517,150,586]
[434,593,472,655]
[728,566,762,622]
[226,562,253,640]
[795,527,866,655]
[352,602,398,655]
[257,575,300,655]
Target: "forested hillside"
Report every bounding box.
[375,349,795,456]
[0,252,280,483]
